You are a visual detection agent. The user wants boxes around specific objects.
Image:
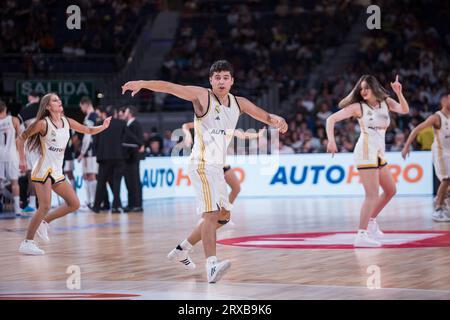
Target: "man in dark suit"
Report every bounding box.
[122,106,144,212]
[90,106,126,213]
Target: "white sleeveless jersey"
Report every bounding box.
[0,115,19,162]
[31,116,70,182]
[190,90,241,167]
[354,100,390,168]
[357,100,390,143]
[433,111,450,154]
[432,111,450,181]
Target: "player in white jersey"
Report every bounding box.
[122,60,287,283]
[17,93,111,255]
[402,93,450,221]
[326,75,409,247]
[78,97,99,209]
[0,101,21,214]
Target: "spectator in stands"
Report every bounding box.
[148,127,163,146]
[278,139,294,154]
[416,122,435,151]
[390,131,406,151]
[316,102,332,126]
[162,129,176,156]
[148,140,164,157]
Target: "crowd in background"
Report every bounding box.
[153,0,450,155]
[159,0,359,108]
[2,0,449,155]
[0,0,156,74]
[277,0,450,154]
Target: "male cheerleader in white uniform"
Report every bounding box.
[402,93,450,221]
[122,60,287,283]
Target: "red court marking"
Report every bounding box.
[0,292,141,300]
[217,231,450,249]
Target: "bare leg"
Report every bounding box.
[188,209,229,245]
[200,210,219,258]
[11,179,19,197]
[370,165,397,219]
[44,180,80,223]
[25,180,52,240]
[359,169,380,230]
[436,178,450,208]
[224,170,241,204]
[65,170,76,189]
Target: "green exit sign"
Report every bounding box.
[16,80,95,107]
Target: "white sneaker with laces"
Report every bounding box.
[354,230,382,248]
[36,221,50,242]
[207,259,231,283]
[19,240,45,255]
[368,219,384,238]
[432,208,450,222]
[167,248,196,270]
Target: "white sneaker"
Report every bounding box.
[19,240,45,255]
[432,208,450,222]
[354,231,382,248]
[36,221,50,242]
[167,248,196,270]
[207,259,231,283]
[368,219,384,238]
[78,204,91,212]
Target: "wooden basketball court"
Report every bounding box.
[0,196,449,300]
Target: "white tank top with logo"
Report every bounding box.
[37,116,70,171]
[433,111,450,155]
[190,90,241,168]
[0,115,19,162]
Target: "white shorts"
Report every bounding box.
[26,149,40,171]
[31,157,65,185]
[64,160,74,172]
[0,161,19,181]
[353,138,387,170]
[189,163,232,215]
[432,148,450,181]
[83,156,98,174]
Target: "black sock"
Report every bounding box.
[176,245,183,250]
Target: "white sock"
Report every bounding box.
[14,196,20,213]
[29,196,36,208]
[88,180,97,205]
[206,256,217,265]
[369,218,375,223]
[180,239,193,251]
[85,180,92,205]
